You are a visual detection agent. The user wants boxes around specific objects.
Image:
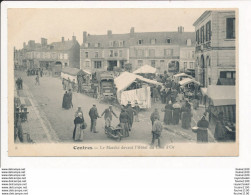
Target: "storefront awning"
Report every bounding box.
[207,85,236,106]
[133,65,157,74]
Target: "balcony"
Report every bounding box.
[196,42,211,52]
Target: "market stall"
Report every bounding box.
[61,67,92,92]
[179,78,200,99]
[114,72,162,108]
[173,73,194,83]
[133,65,157,79]
[207,85,236,140]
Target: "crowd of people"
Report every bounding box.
[27,68,43,77]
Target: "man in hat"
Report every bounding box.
[89,104,101,133]
[101,105,118,128]
[150,108,160,126]
[151,116,163,148]
[125,101,137,131]
[119,108,130,137]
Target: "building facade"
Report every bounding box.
[14,36,80,70]
[193,10,236,87]
[80,27,195,74]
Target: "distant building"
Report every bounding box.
[14,36,80,70]
[193,10,236,87]
[80,31,129,73]
[80,27,195,74]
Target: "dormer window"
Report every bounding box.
[138,40,143,45]
[150,39,156,45]
[84,43,88,48]
[166,38,171,44]
[119,41,124,47]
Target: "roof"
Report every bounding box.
[50,40,78,51]
[173,73,193,78]
[61,67,84,76]
[133,65,156,74]
[81,31,195,48]
[114,72,162,92]
[179,78,200,86]
[207,85,236,106]
[193,11,212,26]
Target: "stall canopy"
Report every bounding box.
[179,78,200,86]
[61,67,91,76]
[114,72,162,93]
[133,65,157,74]
[173,73,193,82]
[207,85,236,106]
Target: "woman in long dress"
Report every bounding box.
[163,101,173,125]
[73,113,84,141]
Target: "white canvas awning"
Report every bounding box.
[173,73,193,78]
[114,72,162,93]
[179,78,200,86]
[207,85,236,106]
[133,65,157,74]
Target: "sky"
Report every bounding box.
[8,8,207,49]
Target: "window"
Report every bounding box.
[150,39,156,45]
[109,50,113,57]
[200,26,205,44]
[189,62,194,69]
[184,62,187,69]
[114,50,118,57]
[196,30,200,44]
[109,41,114,47]
[94,61,102,69]
[192,51,195,58]
[85,61,90,68]
[137,49,144,57]
[206,21,211,41]
[85,52,88,58]
[119,50,123,57]
[220,71,235,79]
[64,54,68,59]
[208,78,211,85]
[84,43,89,48]
[164,49,173,56]
[95,52,99,58]
[151,60,156,67]
[166,38,171,44]
[160,60,165,67]
[119,41,124,47]
[226,18,235,39]
[149,49,155,57]
[138,60,143,66]
[138,40,143,45]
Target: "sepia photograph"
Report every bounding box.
[8,8,238,156]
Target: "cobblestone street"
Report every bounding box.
[15,71,216,145]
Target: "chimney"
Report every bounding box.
[23,42,26,49]
[41,38,47,47]
[83,31,87,44]
[107,30,112,36]
[178,26,184,33]
[130,27,135,37]
[72,35,76,42]
[62,37,64,42]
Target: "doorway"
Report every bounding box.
[107,61,117,71]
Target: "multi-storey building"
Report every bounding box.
[14,36,80,70]
[80,27,195,74]
[193,10,236,87]
[80,31,129,73]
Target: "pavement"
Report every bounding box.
[14,70,216,145]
